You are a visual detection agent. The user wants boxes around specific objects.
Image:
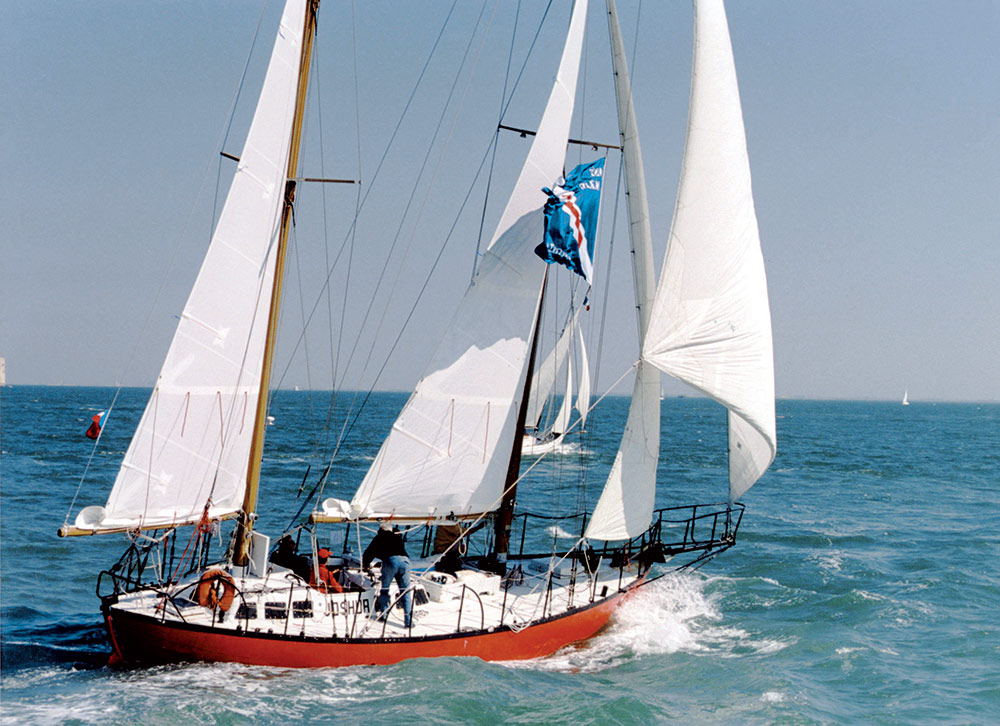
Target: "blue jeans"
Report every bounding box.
[376,556,413,627]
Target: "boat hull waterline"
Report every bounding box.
[104,588,634,668]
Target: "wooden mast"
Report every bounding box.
[493,269,548,568]
[233,0,320,566]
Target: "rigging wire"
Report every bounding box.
[268,0,465,419]
[326,0,496,450]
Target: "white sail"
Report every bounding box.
[525,308,580,429]
[488,1,588,251]
[575,325,591,428]
[344,0,589,521]
[551,353,574,435]
[585,0,660,541]
[642,0,775,501]
[74,0,308,532]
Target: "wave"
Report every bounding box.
[508,573,793,674]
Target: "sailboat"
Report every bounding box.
[902,390,910,406]
[59,0,775,668]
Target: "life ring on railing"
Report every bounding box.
[196,568,236,612]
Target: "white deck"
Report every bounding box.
[111,557,639,641]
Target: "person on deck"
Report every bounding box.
[310,548,343,593]
[363,523,413,627]
[270,534,311,581]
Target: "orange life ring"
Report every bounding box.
[196,568,236,612]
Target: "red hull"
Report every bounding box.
[105,590,629,668]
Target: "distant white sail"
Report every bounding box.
[642,0,775,501]
[75,0,308,532]
[585,0,660,541]
[345,0,589,521]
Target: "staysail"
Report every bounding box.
[585,0,660,540]
[72,0,309,533]
[342,0,589,521]
[642,0,776,501]
[524,306,580,430]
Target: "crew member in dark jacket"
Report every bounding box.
[363,523,413,627]
[270,534,310,581]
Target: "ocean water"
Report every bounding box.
[1,386,998,724]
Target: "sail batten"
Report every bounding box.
[73,0,309,534]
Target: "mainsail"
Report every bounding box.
[72,0,309,533]
[642,0,776,501]
[343,0,589,521]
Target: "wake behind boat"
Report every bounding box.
[59,0,774,669]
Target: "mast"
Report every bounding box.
[234,0,320,566]
[583,0,661,541]
[494,269,548,568]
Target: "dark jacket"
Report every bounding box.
[363,529,408,568]
[270,546,310,581]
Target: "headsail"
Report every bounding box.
[642,0,776,501]
[574,325,591,428]
[71,0,309,533]
[524,306,580,430]
[341,0,589,521]
[585,0,660,540]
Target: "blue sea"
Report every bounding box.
[2,386,997,724]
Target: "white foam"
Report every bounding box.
[545,525,576,539]
[761,691,786,703]
[510,572,793,673]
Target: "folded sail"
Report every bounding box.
[642,0,775,501]
[345,0,589,520]
[585,0,660,541]
[74,0,308,532]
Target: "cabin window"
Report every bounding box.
[236,603,258,620]
[292,600,313,618]
[264,602,287,619]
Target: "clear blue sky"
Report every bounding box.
[2,1,998,402]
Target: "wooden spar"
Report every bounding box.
[233,0,320,566]
[58,512,238,538]
[221,153,358,185]
[493,268,548,566]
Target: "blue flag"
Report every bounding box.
[535,157,605,284]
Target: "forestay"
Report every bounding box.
[642,0,775,501]
[73,0,308,532]
[343,0,589,521]
[585,0,660,541]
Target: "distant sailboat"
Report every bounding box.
[902,390,910,406]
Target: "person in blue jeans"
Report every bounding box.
[362,523,413,627]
